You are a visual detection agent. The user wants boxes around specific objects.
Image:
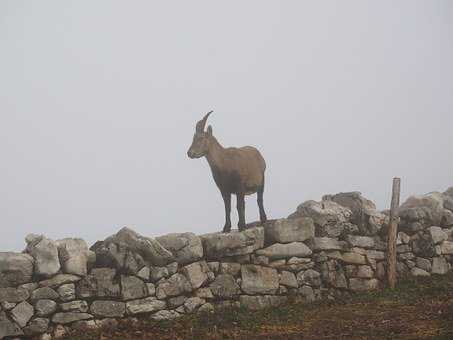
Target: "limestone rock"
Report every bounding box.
[121,276,147,301]
[428,227,448,244]
[60,300,89,313]
[209,274,240,299]
[52,312,93,325]
[239,295,287,311]
[137,266,150,281]
[156,273,192,299]
[411,267,430,277]
[149,266,169,282]
[341,252,367,265]
[256,242,312,260]
[432,257,450,274]
[241,265,279,295]
[200,227,264,260]
[101,227,174,267]
[219,262,241,276]
[156,232,203,265]
[151,309,180,320]
[58,283,76,302]
[56,238,92,276]
[90,301,126,318]
[306,237,346,251]
[31,287,59,302]
[356,266,374,278]
[23,317,49,336]
[181,261,209,289]
[279,271,298,288]
[440,241,453,255]
[288,199,352,227]
[0,317,23,338]
[399,193,445,233]
[39,274,81,288]
[35,299,57,317]
[125,297,166,315]
[0,252,34,288]
[264,218,315,244]
[297,269,322,287]
[91,241,145,275]
[0,287,29,303]
[331,192,384,235]
[10,301,34,327]
[25,235,60,277]
[415,257,432,272]
[184,297,205,313]
[76,268,120,299]
[345,235,375,249]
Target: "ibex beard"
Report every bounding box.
[187,111,267,233]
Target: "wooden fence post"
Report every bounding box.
[387,177,401,289]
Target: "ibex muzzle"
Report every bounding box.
[187,111,268,232]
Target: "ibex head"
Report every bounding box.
[187,111,213,159]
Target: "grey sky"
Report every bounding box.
[1,1,452,251]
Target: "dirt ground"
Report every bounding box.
[58,273,453,340]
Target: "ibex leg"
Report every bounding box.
[222,191,232,233]
[237,193,246,231]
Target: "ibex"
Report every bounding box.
[187,111,267,232]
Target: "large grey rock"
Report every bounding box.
[306,237,346,251]
[30,287,59,302]
[39,274,81,288]
[289,199,352,227]
[279,271,298,288]
[52,312,93,324]
[91,241,145,275]
[0,287,29,303]
[183,297,205,313]
[0,252,34,288]
[415,257,432,272]
[156,233,203,265]
[35,299,57,317]
[411,232,436,258]
[125,297,166,315]
[25,234,60,277]
[411,267,430,277]
[58,283,76,302]
[297,269,322,287]
[10,301,34,327]
[264,218,314,244]
[99,227,174,267]
[200,227,264,260]
[56,238,93,276]
[76,268,120,298]
[0,317,23,338]
[90,301,126,318]
[256,242,312,260]
[209,274,240,299]
[219,262,241,276]
[341,252,367,265]
[149,266,169,282]
[331,192,385,235]
[121,276,147,301]
[181,261,209,290]
[440,241,453,254]
[349,278,379,292]
[23,317,49,336]
[399,193,445,233]
[428,227,448,244]
[60,300,89,313]
[151,310,181,320]
[345,235,375,249]
[432,257,450,274]
[241,265,279,295]
[156,273,192,299]
[239,295,287,311]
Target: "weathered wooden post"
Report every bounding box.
[387,177,401,289]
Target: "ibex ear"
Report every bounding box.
[207,125,213,136]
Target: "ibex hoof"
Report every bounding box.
[222,226,231,233]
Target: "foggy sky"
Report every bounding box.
[1,1,452,251]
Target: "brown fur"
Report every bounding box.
[187,111,267,232]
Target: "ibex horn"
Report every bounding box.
[196,110,213,132]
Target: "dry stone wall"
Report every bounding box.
[1,187,453,339]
